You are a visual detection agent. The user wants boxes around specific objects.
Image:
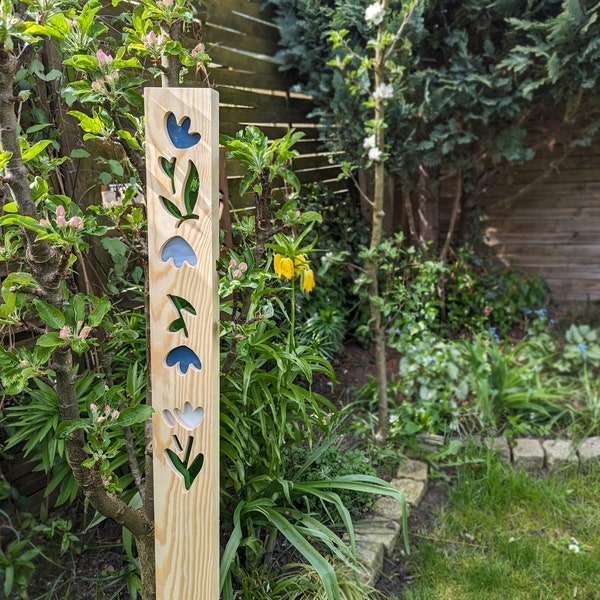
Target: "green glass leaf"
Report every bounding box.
[160,196,183,220]
[168,294,197,315]
[168,317,186,335]
[188,452,204,482]
[183,160,200,216]
[160,156,176,193]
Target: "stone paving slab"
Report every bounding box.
[578,436,600,463]
[542,439,577,471]
[512,438,545,472]
[370,496,404,522]
[473,436,512,463]
[355,540,384,584]
[392,478,427,507]
[352,517,402,555]
[396,458,428,481]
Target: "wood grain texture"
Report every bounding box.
[145,88,219,599]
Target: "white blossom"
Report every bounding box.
[365,2,386,26]
[368,146,383,162]
[373,82,394,100]
[363,134,376,149]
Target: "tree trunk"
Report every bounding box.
[370,12,388,447]
[416,166,439,253]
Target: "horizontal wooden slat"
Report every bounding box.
[204,0,276,23]
[202,13,279,46]
[209,50,282,81]
[211,68,294,92]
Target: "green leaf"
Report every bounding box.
[33,299,65,329]
[21,139,52,162]
[88,298,111,327]
[36,332,65,348]
[4,564,14,596]
[0,150,12,169]
[239,173,255,196]
[70,148,91,159]
[108,159,124,177]
[56,418,90,439]
[2,200,17,213]
[187,453,204,486]
[259,507,340,600]
[68,110,103,135]
[168,294,197,315]
[0,214,47,234]
[116,405,154,428]
[168,317,186,334]
[117,129,142,151]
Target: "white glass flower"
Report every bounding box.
[162,401,205,430]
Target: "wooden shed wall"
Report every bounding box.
[478,145,600,305]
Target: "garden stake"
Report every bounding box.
[145,87,219,599]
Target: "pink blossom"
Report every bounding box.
[39,218,49,227]
[56,205,65,217]
[143,30,157,48]
[105,405,111,414]
[232,269,242,279]
[56,215,67,227]
[79,326,92,339]
[91,79,103,92]
[68,216,84,229]
[59,324,71,340]
[238,262,248,272]
[96,49,113,67]
[111,410,120,419]
[90,403,98,412]
[190,43,204,58]
[97,415,107,423]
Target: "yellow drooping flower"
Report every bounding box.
[294,253,309,275]
[301,268,315,293]
[274,253,294,280]
[274,253,283,275]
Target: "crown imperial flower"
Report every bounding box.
[301,268,315,293]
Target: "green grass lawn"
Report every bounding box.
[399,452,600,600]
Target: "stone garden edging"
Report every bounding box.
[352,435,600,585]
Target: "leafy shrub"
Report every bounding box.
[444,246,549,336]
[287,444,377,519]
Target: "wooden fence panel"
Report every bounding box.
[201,0,344,207]
[480,145,600,304]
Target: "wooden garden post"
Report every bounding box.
[145,87,220,599]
